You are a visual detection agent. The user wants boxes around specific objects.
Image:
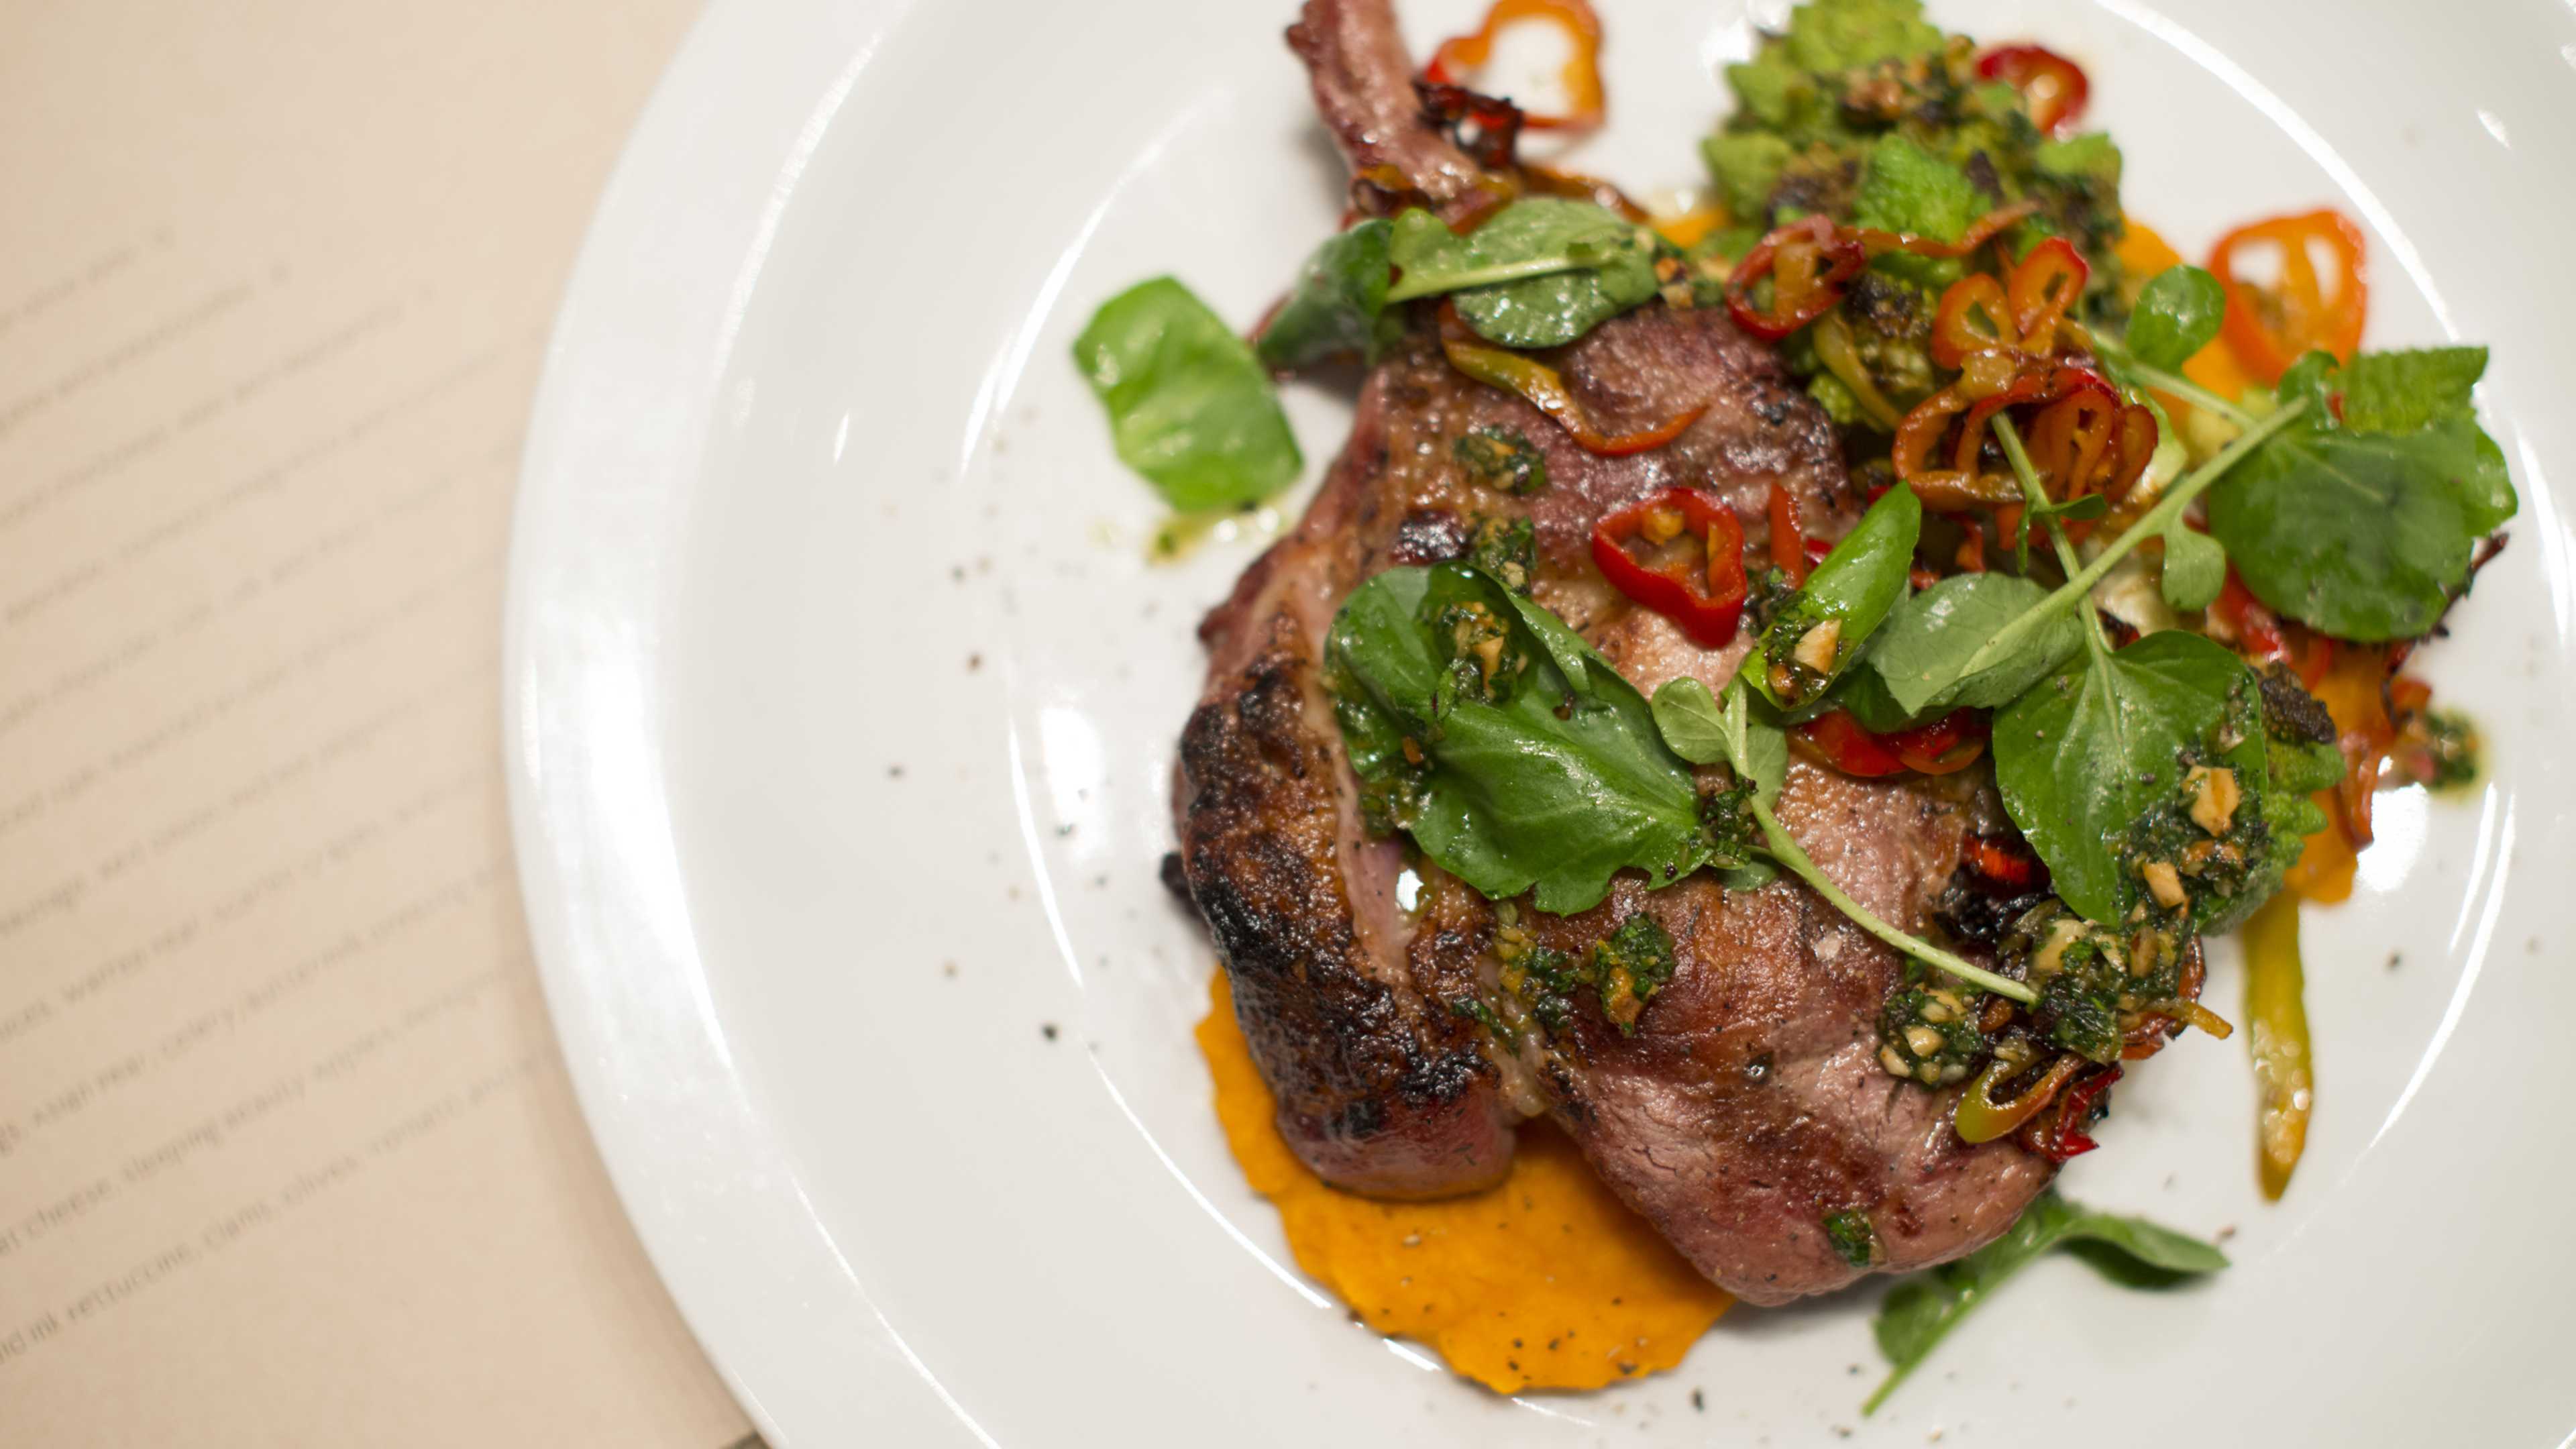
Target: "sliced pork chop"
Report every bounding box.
[1172,0,2053,1300]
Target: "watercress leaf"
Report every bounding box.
[1074,277,1302,511]
[1648,678,1731,765]
[1992,630,2254,925]
[1498,588,1593,698]
[1387,199,1659,350]
[1827,659,1920,733]
[2160,521,2227,611]
[1453,252,1662,349]
[2208,417,2512,639]
[1866,1191,2224,1413]
[2123,264,2225,370]
[1255,219,1399,371]
[1330,566,1709,914]
[1650,678,1786,805]
[1866,572,2085,718]
[2336,346,2489,433]
[1739,484,1923,710]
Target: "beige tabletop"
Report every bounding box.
[0,1,757,1442]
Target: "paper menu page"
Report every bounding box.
[0,1,753,1443]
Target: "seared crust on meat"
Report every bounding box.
[1179,603,1514,1197]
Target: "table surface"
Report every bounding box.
[0,3,755,1443]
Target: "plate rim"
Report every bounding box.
[498,0,981,1442]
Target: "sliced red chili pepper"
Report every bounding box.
[1966,834,2043,890]
[2023,1063,2122,1163]
[2004,236,2088,355]
[1931,274,2015,369]
[1888,711,1989,775]
[1847,201,2040,264]
[1726,216,1866,341]
[1422,0,1607,133]
[1766,482,1810,587]
[2210,209,2369,384]
[1793,711,1908,777]
[1977,44,2090,136]
[1591,488,1748,647]
[1438,303,1707,454]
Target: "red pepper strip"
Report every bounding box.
[1889,711,1988,775]
[1793,711,1908,776]
[1438,305,1708,454]
[2210,572,2338,688]
[2004,236,2088,356]
[1965,834,2043,890]
[1977,44,2090,136]
[2023,1063,2123,1163]
[2210,208,2369,384]
[1847,200,2040,263]
[1591,489,1748,647]
[1767,482,1811,586]
[1423,0,1607,133]
[1726,216,1867,341]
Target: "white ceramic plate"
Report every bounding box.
[504,1,2576,1442]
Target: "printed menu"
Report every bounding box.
[0,2,755,1442]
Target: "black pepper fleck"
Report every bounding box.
[1040,1023,1060,1041]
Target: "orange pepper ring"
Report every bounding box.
[1423,0,1607,133]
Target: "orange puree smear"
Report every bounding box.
[1196,972,1729,1393]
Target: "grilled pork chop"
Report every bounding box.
[1173,0,2053,1305]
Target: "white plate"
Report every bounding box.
[504,1,2576,1443]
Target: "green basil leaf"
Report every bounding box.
[2207,416,2512,640]
[1330,566,1710,914]
[2159,521,2227,612]
[1651,677,1786,806]
[2123,264,2225,370]
[1387,200,1659,350]
[1740,485,1923,710]
[1255,219,1399,371]
[1866,1191,2225,1413]
[1992,630,2255,924]
[1865,572,2084,719]
[1073,277,1302,511]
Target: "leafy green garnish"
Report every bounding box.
[1389,200,1658,349]
[1328,566,1722,914]
[1256,219,1399,371]
[2310,345,2489,432]
[2123,264,2225,370]
[1739,484,1922,710]
[2160,521,2228,611]
[2208,347,2514,640]
[1862,572,2084,722]
[1991,630,2263,925]
[1073,278,1301,511]
[1866,1191,2228,1413]
[2032,131,2122,189]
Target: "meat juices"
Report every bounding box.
[1171,0,2052,1304]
